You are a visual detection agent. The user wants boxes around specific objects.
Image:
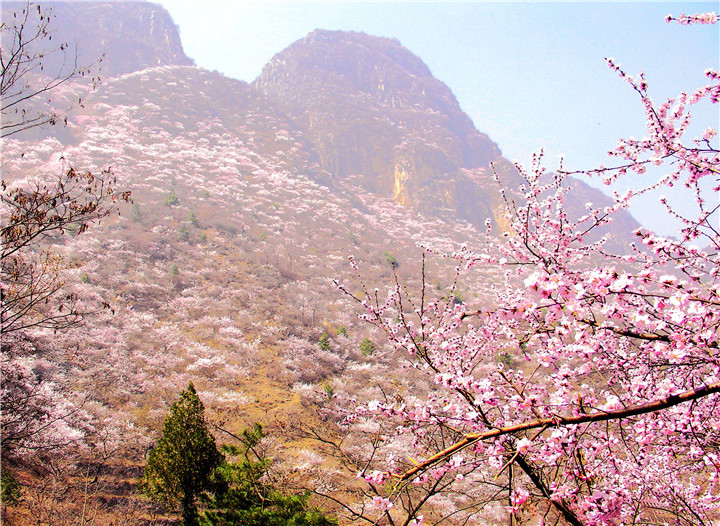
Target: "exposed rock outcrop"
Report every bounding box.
[254,29,515,229]
[2,2,194,78]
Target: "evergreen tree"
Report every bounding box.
[141,383,223,526]
[359,337,376,357]
[318,333,331,352]
[201,424,336,526]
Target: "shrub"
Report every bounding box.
[164,192,180,206]
[497,351,513,368]
[322,381,335,399]
[359,338,375,357]
[1,470,22,505]
[382,251,399,269]
[200,424,337,526]
[179,224,190,241]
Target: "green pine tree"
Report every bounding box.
[188,210,199,227]
[318,333,331,352]
[140,383,223,526]
[360,337,376,357]
[201,424,337,526]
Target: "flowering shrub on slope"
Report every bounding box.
[339,13,720,526]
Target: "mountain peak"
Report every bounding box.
[299,28,432,78]
[255,28,468,119]
[254,29,505,227]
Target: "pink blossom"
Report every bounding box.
[372,496,394,511]
[338,12,720,523]
[516,437,532,454]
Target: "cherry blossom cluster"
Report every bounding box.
[665,12,718,25]
[340,12,719,526]
[591,52,718,246]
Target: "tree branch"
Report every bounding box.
[397,381,720,481]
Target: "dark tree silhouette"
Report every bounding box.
[141,383,223,526]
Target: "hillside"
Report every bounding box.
[1,61,501,523]
[1,3,646,524]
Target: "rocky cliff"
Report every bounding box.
[2,2,194,78]
[254,29,518,229]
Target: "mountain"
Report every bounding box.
[254,29,517,229]
[1,4,644,523]
[253,29,641,240]
[2,2,645,432]
[1,2,639,238]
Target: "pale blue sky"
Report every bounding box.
[158,1,719,235]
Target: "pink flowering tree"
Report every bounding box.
[1,3,129,467]
[337,13,719,526]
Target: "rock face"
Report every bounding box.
[254,29,515,228]
[2,2,194,78]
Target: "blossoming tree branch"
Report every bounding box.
[338,12,719,526]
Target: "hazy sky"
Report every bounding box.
[158,1,719,235]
